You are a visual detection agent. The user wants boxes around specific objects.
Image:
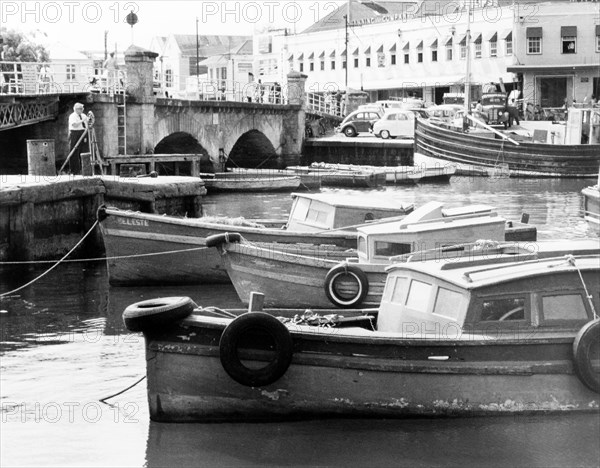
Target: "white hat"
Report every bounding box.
[74,102,84,109]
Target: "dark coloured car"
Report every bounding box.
[338,110,383,137]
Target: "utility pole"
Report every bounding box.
[104,30,108,61]
[196,18,200,96]
[344,0,351,91]
[464,0,472,115]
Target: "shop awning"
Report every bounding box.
[429,37,438,48]
[330,50,336,57]
[526,27,543,38]
[416,40,423,49]
[352,48,359,56]
[377,45,384,53]
[507,64,599,73]
[364,46,371,54]
[596,25,600,36]
[472,33,482,44]
[457,34,467,45]
[402,40,410,50]
[308,52,314,59]
[444,35,453,45]
[389,43,397,52]
[297,53,304,60]
[486,31,497,42]
[561,26,577,37]
[319,51,325,58]
[288,53,294,61]
[501,29,512,40]
[341,49,347,57]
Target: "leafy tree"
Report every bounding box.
[0,30,50,62]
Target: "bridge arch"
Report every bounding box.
[154,132,213,173]
[227,130,281,169]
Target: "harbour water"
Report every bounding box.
[1,177,599,467]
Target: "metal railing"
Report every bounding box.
[306,92,344,117]
[0,61,126,96]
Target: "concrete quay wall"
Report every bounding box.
[0,175,206,261]
[301,138,414,166]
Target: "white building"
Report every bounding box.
[277,0,518,104]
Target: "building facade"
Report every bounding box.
[508,1,600,108]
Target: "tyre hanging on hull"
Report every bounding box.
[573,319,600,394]
[324,264,369,308]
[219,312,293,387]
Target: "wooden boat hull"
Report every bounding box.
[202,175,301,193]
[144,314,600,422]
[288,166,386,188]
[415,119,600,178]
[221,243,384,308]
[98,208,356,285]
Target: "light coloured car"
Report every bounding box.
[371,110,416,139]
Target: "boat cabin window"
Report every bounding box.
[433,287,463,321]
[358,236,367,256]
[405,279,433,312]
[480,297,526,322]
[541,293,588,321]
[290,197,310,221]
[374,241,411,257]
[306,207,329,225]
[382,275,409,304]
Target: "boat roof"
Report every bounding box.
[386,254,600,290]
[291,192,413,211]
[357,202,500,235]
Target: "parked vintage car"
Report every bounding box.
[371,110,416,139]
[338,109,383,137]
[428,104,463,124]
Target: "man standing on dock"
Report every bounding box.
[67,103,89,174]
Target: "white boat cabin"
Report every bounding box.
[286,193,414,232]
[355,202,507,264]
[377,255,600,336]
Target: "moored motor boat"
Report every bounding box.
[124,253,600,422]
[211,202,537,308]
[581,169,600,232]
[98,192,414,285]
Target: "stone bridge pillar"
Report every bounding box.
[280,71,307,166]
[125,45,158,155]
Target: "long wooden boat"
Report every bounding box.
[303,163,455,184]
[98,193,414,285]
[582,170,599,231]
[200,173,301,193]
[229,168,322,189]
[125,254,600,422]
[287,165,386,188]
[414,115,600,178]
[211,202,537,308]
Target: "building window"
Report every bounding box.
[331,60,336,70]
[597,35,600,53]
[299,63,304,72]
[391,54,396,65]
[354,58,359,68]
[320,61,325,71]
[446,45,453,60]
[66,64,76,80]
[490,40,497,57]
[474,42,482,59]
[527,37,542,54]
[417,52,423,63]
[310,62,314,71]
[431,50,437,62]
[342,60,347,69]
[506,39,513,55]
[366,57,371,67]
[562,36,576,54]
[460,44,467,59]
[221,67,227,80]
[165,69,173,87]
[404,53,409,64]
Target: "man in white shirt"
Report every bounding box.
[67,103,89,174]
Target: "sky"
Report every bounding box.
[1,0,346,52]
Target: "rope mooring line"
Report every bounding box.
[0,220,99,298]
[0,245,211,266]
[99,375,147,404]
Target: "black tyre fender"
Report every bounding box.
[324,263,369,308]
[573,319,600,394]
[205,232,242,248]
[123,296,196,332]
[219,312,293,387]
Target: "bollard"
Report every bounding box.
[520,213,530,224]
